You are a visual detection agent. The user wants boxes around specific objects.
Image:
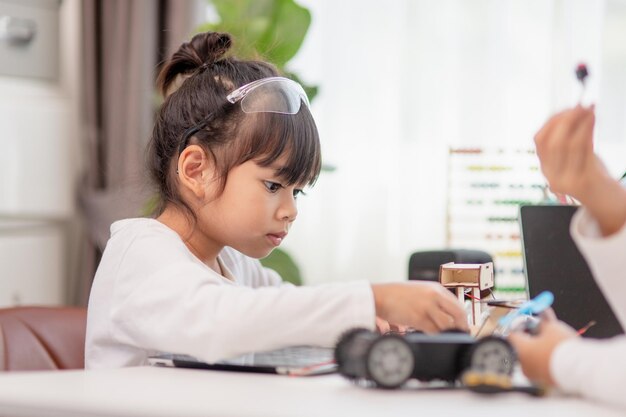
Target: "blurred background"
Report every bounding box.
[1,0,625,307]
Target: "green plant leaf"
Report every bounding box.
[202,0,311,69]
[283,70,318,103]
[256,0,311,68]
[260,248,303,286]
[202,0,270,59]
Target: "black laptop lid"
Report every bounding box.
[519,205,624,339]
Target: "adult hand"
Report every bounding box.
[508,313,578,386]
[371,282,469,333]
[534,105,609,203]
[535,105,626,235]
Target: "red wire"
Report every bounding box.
[577,320,596,335]
[465,293,481,301]
[288,360,336,377]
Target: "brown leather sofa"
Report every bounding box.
[0,306,87,371]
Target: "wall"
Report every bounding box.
[283,0,626,287]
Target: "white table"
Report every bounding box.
[0,367,622,417]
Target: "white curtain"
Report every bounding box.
[284,0,626,285]
[76,0,198,305]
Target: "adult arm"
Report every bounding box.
[537,202,626,408]
[551,334,626,409]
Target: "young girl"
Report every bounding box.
[85,31,468,368]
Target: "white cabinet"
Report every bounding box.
[0,0,79,306]
[0,98,73,218]
[0,0,60,80]
[0,221,64,306]
[0,96,74,306]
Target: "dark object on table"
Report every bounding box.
[408,249,493,283]
[335,328,516,389]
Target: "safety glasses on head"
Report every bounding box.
[226,76,310,114]
[178,77,310,156]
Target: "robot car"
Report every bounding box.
[335,328,516,389]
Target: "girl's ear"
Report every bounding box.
[177,144,214,200]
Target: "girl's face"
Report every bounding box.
[197,155,305,259]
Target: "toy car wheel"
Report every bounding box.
[335,328,378,381]
[466,337,515,375]
[366,335,414,389]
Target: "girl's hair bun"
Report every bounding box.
[157,32,233,96]
[197,32,232,65]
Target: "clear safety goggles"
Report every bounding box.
[227,76,310,114]
[178,77,309,155]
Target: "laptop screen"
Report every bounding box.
[519,205,624,339]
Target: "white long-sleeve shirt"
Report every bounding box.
[85,218,376,368]
[550,208,626,408]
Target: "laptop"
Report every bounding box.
[148,345,336,376]
[519,205,624,339]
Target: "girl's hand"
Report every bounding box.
[508,313,578,386]
[375,317,410,334]
[375,317,391,334]
[371,282,469,333]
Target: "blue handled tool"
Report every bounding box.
[497,291,554,333]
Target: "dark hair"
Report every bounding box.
[148,32,321,218]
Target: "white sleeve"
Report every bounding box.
[109,251,375,363]
[551,335,626,409]
[570,208,626,326]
